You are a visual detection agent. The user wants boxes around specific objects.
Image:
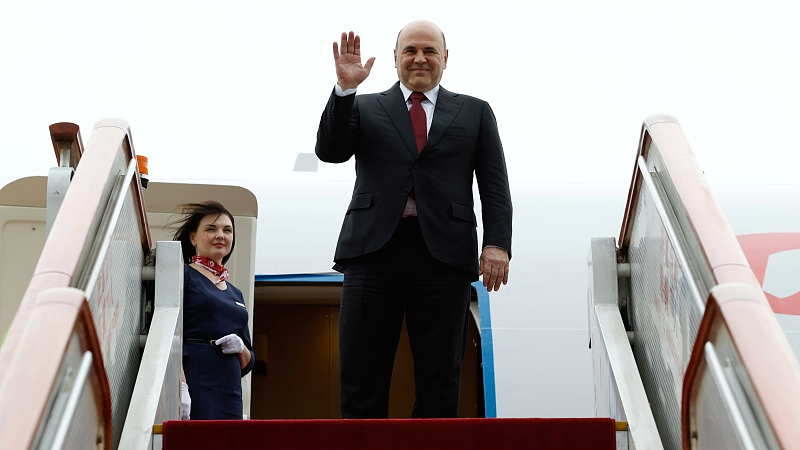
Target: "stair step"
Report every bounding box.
[162,417,616,450]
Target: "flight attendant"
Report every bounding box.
[173,201,255,420]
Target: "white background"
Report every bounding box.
[1,0,798,185]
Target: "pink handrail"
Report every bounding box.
[0,120,151,448]
[618,115,800,448]
[0,287,112,449]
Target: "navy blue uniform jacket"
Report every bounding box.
[183,265,255,420]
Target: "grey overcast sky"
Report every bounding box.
[1,0,798,185]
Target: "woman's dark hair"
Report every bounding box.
[171,201,236,264]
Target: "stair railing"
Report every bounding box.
[593,115,716,448]
[0,287,112,449]
[682,283,800,449]
[607,114,800,449]
[0,119,152,449]
[589,237,664,449]
[118,240,183,450]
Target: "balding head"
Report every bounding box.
[394,20,449,92]
[396,20,446,52]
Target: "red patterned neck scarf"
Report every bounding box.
[192,254,229,284]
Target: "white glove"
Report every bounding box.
[180,381,191,420]
[215,334,245,354]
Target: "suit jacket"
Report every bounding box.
[315,82,512,277]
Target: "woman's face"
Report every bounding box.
[189,213,233,264]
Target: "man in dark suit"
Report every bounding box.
[316,20,512,419]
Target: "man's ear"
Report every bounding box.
[393,48,397,67]
[443,49,448,69]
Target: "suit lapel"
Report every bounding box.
[423,86,463,155]
[377,82,418,158]
[376,83,465,158]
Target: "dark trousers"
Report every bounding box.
[339,216,472,418]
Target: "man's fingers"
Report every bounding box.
[488,269,497,291]
[480,256,490,289]
[484,272,494,290]
[480,249,510,291]
[494,267,506,291]
[335,31,358,57]
[346,31,356,53]
[490,267,501,291]
[494,263,509,291]
[364,57,376,73]
[492,262,509,291]
[478,255,508,292]
[482,265,496,290]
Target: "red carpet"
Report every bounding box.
[163,418,615,449]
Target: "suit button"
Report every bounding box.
[403,189,410,195]
[414,163,420,170]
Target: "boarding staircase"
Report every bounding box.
[1,115,798,449]
[589,115,800,449]
[0,120,614,450]
[0,121,187,450]
[0,120,262,450]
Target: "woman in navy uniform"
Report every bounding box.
[173,201,255,420]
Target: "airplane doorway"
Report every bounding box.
[249,274,484,419]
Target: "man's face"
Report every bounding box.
[394,22,448,93]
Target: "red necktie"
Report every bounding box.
[409,92,427,153]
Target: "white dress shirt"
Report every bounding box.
[334,83,439,131]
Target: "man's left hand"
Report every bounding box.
[479,247,509,292]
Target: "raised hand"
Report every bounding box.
[333,31,376,90]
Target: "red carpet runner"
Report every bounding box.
[163,418,615,449]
